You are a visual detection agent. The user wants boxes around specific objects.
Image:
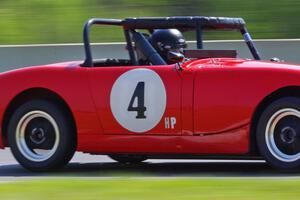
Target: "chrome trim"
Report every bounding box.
[15,111,60,162]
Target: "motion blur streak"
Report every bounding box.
[0,0,300,44]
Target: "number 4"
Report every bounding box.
[128,82,147,119]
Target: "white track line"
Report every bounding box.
[1,39,300,47]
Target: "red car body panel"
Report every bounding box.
[1,58,300,155]
[88,65,182,135]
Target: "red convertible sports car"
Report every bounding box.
[1,16,300,171]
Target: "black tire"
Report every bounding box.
[7,100,76,172]
[109,154,147,164]
[257,97,300,169]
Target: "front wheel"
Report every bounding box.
[257,97,300,169]
[8,100,76,172]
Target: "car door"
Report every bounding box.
[193,59,250,134]
[88,65,182,135]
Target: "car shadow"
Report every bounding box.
[1,161,300,178]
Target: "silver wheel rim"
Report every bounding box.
[15,110,60,162]
[265,108,300,162]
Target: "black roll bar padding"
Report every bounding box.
[131,31,167,65]
[82,18,122,67]
[123,16,246,30]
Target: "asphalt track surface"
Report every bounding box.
[1,149,300,181]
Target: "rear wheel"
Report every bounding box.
[8,100,76,172]
[109,154,147,164]
[257,97,300,169]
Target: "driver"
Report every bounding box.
[149,29,187,64]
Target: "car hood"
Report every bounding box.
[182,58,300,71]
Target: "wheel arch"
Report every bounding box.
[250,86,300,155]
[2,87,77,147]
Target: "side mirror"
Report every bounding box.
[167,51,185,63]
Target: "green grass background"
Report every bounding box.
[1,179,300,200]
[0,0,300,44]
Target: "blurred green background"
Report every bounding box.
[0,0,300,44]
[1,179,300,200]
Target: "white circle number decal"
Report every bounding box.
[110,68,166,133]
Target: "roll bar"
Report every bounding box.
[82,17,261,67]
